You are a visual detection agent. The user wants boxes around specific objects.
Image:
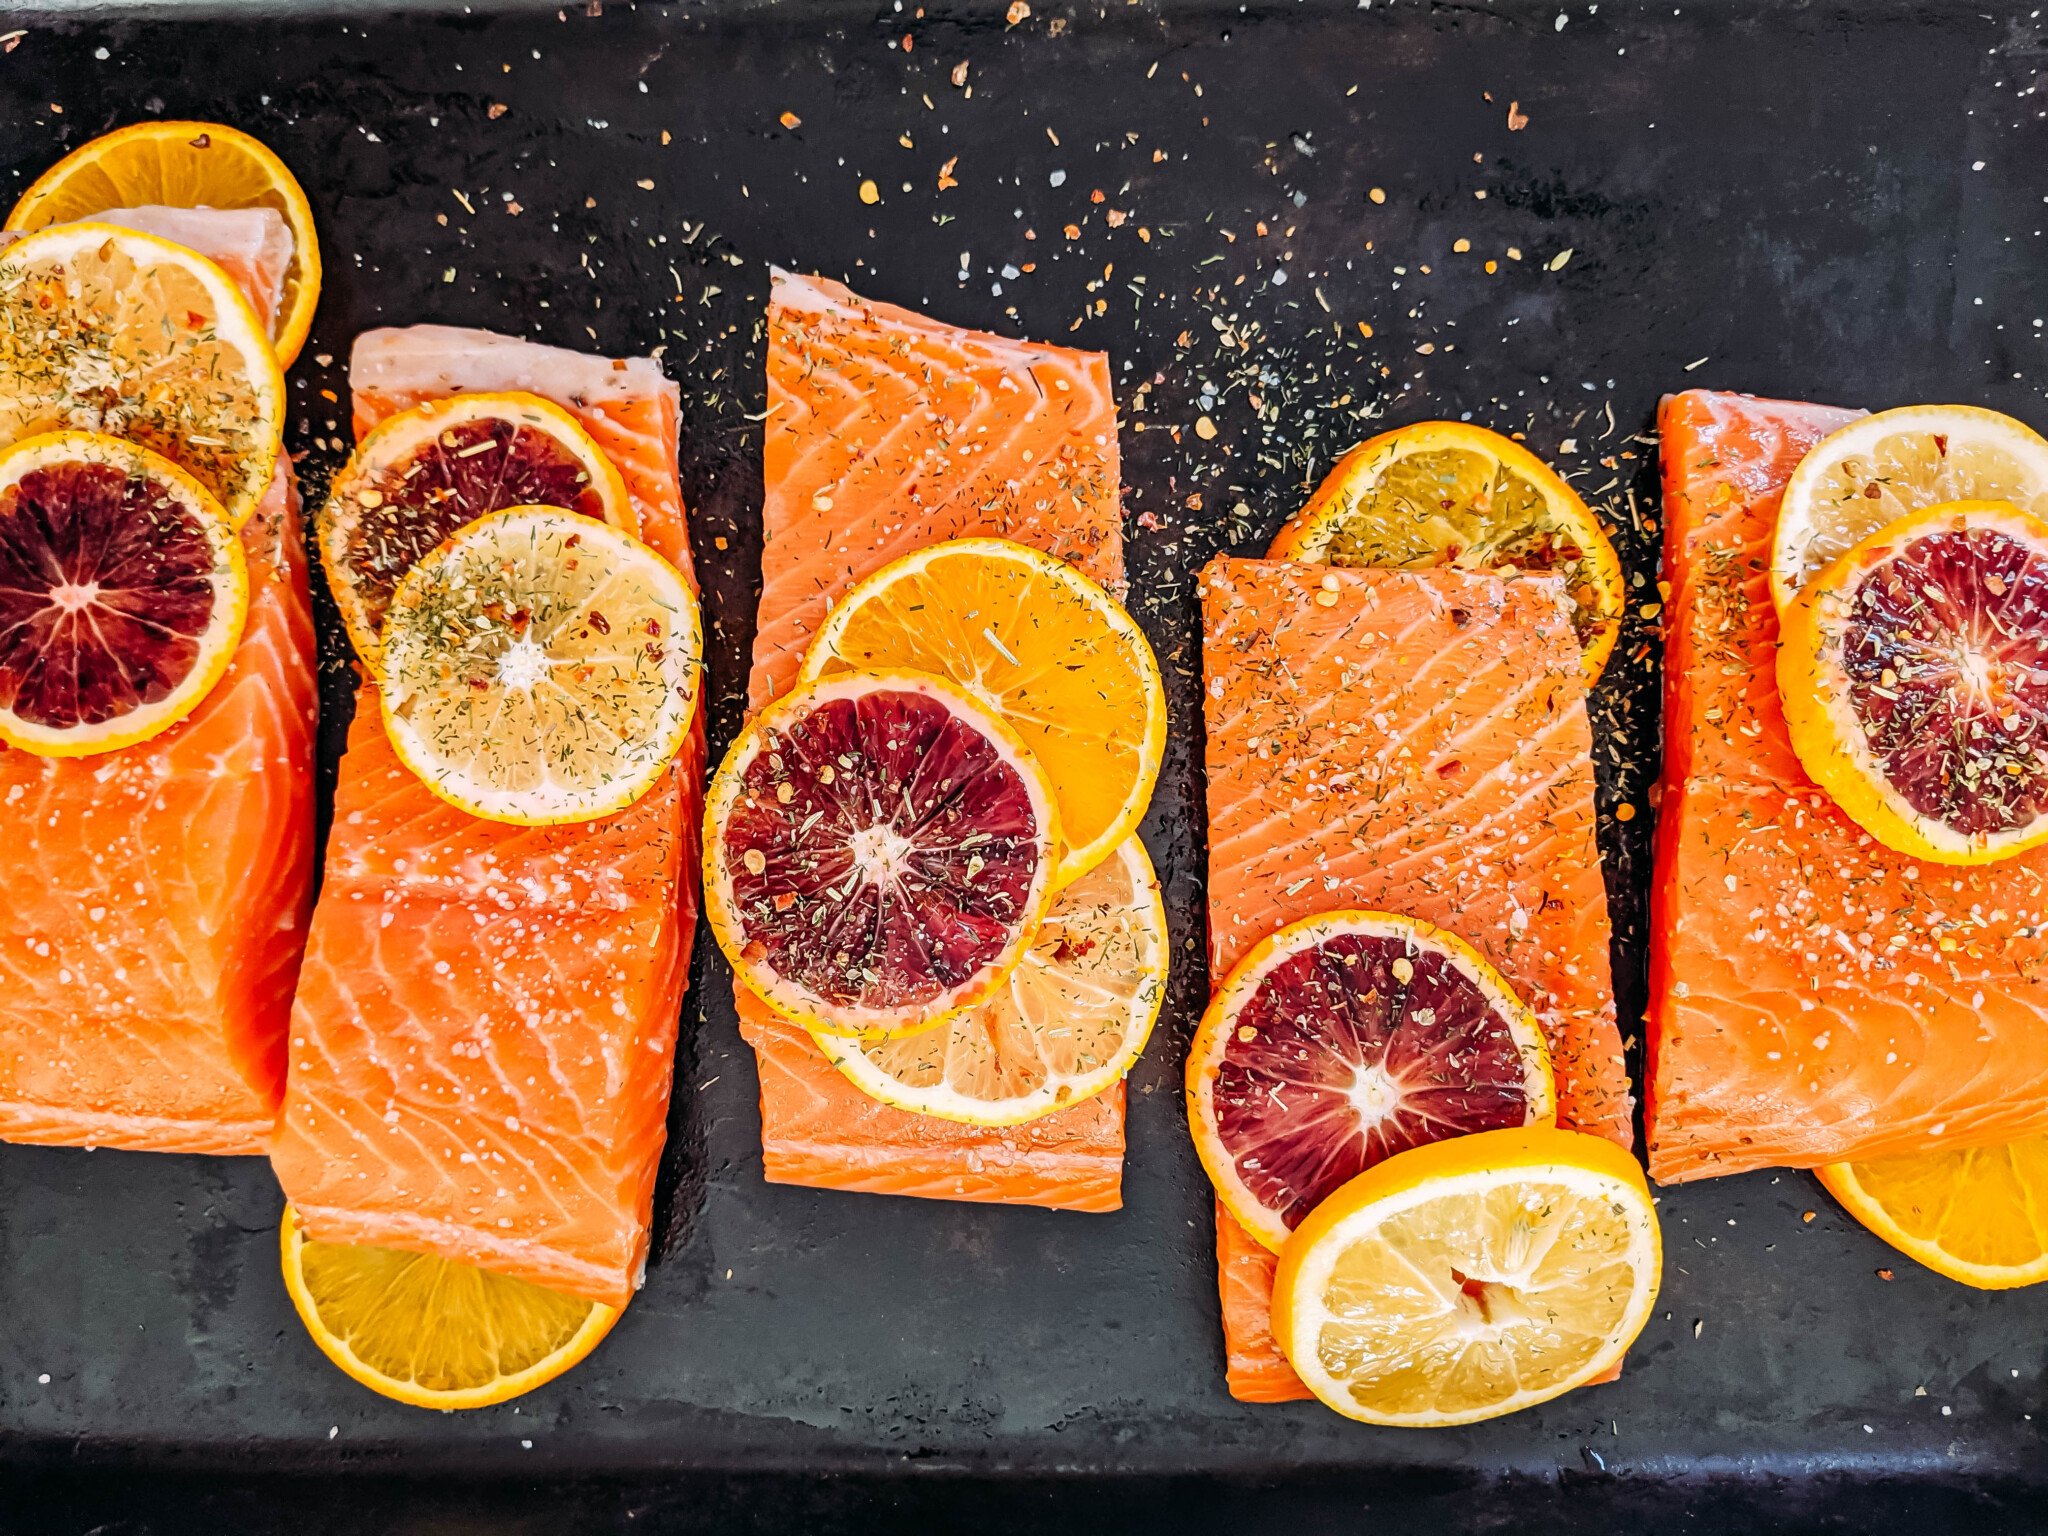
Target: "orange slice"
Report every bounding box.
[319,391,635,678]
[1271,1127,1662,1427]
[1779,499,2048,865]
[1187,909,1555,1253]
[0,222,283,527]
[1268,421,1624,685]
[0,431,247,757]
[280,1204,618,1411]
[1817,1140,2048,1290]
[809,834,1167,1124]
[10,120,323,367]
[797,537,1166,887]
[705,669,1062,1039]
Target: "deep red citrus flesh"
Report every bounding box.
[1841,525,2048,836]
[1213,930,1536,1233]
[0,461,222,730]
[721,687,1045,1011]
[343,419,606,633]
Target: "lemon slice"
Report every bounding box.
[280,1204,618,1410]
[319,391,636,679]
[1818,1139,2048,1290]
[0,431,247,757]
[0,223,283,528]
[1271,1126,1661,1427]
[797,537,1165,887]
[1267,421,1624,685]
[1772,405,2048,615]
[8,120,323,367]
[378,505,701,825]
[809,834,1168,1124]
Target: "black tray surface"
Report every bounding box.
[1,1,2045,1529]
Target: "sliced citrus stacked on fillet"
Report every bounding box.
[1817,1138,2048,1290]
[705,669,1063,1039]
[1267,421,1624,684]
[1779,499,2048,864]
[1771,404,2048,615]
[809,834,1167,1124]
[0,223,283,527]
[1187,909,1556,1253]
[320,391,636,678]
[798,537,1165,887]
[280,1204,617,1410]
[378,506,701,825]
[0,431,247,757]
[1270,1126,1662,1427]
[9,120,324,367]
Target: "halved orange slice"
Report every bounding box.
[0,222,283,527]
[10,121,323,368]
[319,391,635,678]
[705,669,1062,1039]
[1187,909,1555,1254]
[1779,499,2048,864]
[1818,1139,2048,1290]
[1268,421,1624,685]
[0,431,247,757]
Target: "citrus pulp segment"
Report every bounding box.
[1266,421,1624,684]
[9,120,324,367]
[0,431,247,756]
[797,536,1166,886]
[378,505,701,826]
[1270,1127,1662,1427]
[1818,1139,2048,1290]
[1187,909,1556,1253]
[808,834,1167,1125]
[705,668,1062,1039]
[0,222,283,527]
[319,391,635,678]
[1778,499,2048,864]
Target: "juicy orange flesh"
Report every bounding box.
[1314,1180,1639,1418]
[297,1231,595,1393]
[1838,1140,2048,1271]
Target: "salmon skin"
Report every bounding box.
[737,270,1128,1212]
[1199,557,1633,1401]
[1649,390,2048,1181]
[270,327,700,1308]
[0,210,317,1156]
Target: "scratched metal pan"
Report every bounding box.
[0,1,2044,1531]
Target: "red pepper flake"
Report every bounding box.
[1507,100,1529,131]
[901,33,913,51]
[488,103,509,120]
[188,131,212,149]
[1877,1269,1895,1281]
[950,60,969,87]
[1006,0,1030,22]
[937,155,959,191]
[780,110,801,129]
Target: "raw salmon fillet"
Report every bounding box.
[0,209,318,1155]
[1649,391,2048,1181]
[1199,557,1634,1401]
[736,270,1128,1211]
[270,327,701,1307]
[90,206,293,337]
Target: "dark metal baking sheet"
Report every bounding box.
[1,1,2046,1529]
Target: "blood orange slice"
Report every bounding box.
[318,392,634,679]
[704,669,1062,1039]
[1780,499,2048,865]
[1186,909,1556,1253]
[0,430,247,757]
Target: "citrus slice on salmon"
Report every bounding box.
[320,391,636,678]
[1778,499,2048,865]
[707,669,1062,1038]
[379,506,700,826]
[1817,1140,2048,1290]
[1267,421,1624,684]
[0,431,247,757]
[1770,404,2048,615]
[809,834,1166,1125]
[280,1204,619,1410]
[798,536,1165,887]
[9,121,323,367]
[1187,909,1556,1253]
[0,223,283,527]
[1270,1126,1661,1427]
